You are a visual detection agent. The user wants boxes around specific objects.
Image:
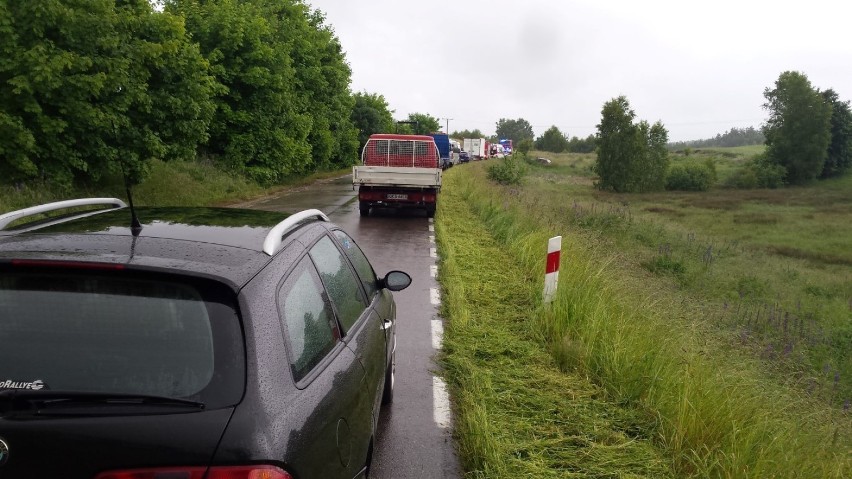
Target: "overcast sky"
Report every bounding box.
[306,0,851,142]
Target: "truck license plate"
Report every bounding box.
[386,194,408,200]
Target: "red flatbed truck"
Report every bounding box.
[353,134,442,218]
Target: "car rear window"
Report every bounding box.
[0,270,243,403]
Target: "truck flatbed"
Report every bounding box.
[352,166,442,189]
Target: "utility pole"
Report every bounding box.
[440,117,453,133]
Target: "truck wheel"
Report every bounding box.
[359,202,370,217]
[426,207,436,218]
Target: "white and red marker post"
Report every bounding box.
[543,236,562,304]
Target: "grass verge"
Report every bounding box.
[437,165,851,477]
[0,159,351,213]
[436,171,673,478]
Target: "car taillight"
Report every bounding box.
[95,465,293,479]
[207,466,293,479]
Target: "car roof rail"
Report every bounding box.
[262,209,329,255]
[0,198,127,232]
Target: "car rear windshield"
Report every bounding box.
[0,270,244,405]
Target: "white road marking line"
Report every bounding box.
[433,376,451,428]
[431,319,444,349]
[430,287,440,306]
[425,202,449,429]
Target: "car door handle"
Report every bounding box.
[381,319,393,331]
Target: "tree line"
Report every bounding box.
[449,119,595,155]
[668,127,765,150]
[3,3,847,196]
[0,0,430,189]
[592,71,851,192]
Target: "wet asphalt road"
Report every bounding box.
[237,175,461,478]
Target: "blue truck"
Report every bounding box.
[429,133,453,169]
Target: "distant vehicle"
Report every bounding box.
[0,198,412,479]
[428,133,454,169]
[353,133,442,218]
[463,138,487,160]
[499,139,513,155]
[458,151,471,163]
[490,144,505,158]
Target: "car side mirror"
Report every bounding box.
[380,271,411,292]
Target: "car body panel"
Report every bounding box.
[0,408,234,479]
[0,204,403,478]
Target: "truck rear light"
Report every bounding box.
[359,191,381,201]
[95,465,293,479]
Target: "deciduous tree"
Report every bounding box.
[265,2,358,169]
[405,112,441,135]
[642,120,669,191]
[820,89,852,178]
[167,0,359,182]
[534,126,569,153]
[451,128,485,139]
[762,71,832,184]
[594,96,669,192]
[567,134,596,153]
[0,0,215,186]
[495,118,534,145]
[351,91,394,149]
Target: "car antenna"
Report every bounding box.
[117,155,143,237]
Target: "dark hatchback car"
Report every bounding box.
[458,151,470,163]
[0,198,410,479]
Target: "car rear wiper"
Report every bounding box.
[0,389,205,414]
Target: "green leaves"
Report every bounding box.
[351,91,394,150]
[534,125,570,153]
[168,0,358,183]
[451,128,485,139]
[495,118,534,145]
[762,71,832,185]
[594,96,669,193]
[0,0,360,189]
[0,0,215,187]
[820,89,852,178]
[405,112,441,135]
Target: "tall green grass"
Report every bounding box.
[438,166,851,477]
[517,151,852,406]
[436,174,673,478]
[0,159,350,213]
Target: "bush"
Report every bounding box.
[665,161,715,191]
[487,156,527,185]
[751,154,787,188]
[724,168,759,189]
[724,154,786,189]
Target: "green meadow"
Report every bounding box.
[436,150,851,477]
